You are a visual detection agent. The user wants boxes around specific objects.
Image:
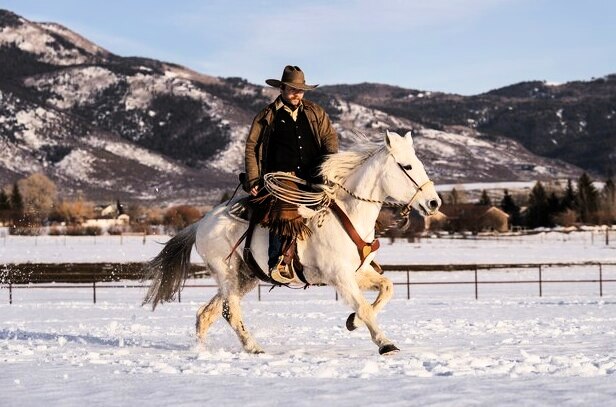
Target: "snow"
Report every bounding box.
[14,108,59,149]
[55,149,95,180]
[86,137,184,174]
[1,233,616,405]
[38,23,108,56]
[24,67,119,110]
[0,21,92,65]
[206,126,247,173]
[435,181,536,192]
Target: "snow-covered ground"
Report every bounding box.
[1,233,616,406]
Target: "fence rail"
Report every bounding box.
[1,261,615,304]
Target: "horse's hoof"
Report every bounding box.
[379,344,400,355]
[346,313,357,331]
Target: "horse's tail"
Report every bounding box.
[142,222,199,310]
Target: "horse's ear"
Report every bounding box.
[385,129,401,151]
[404,130,414,146]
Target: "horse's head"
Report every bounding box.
[383,130,441,216]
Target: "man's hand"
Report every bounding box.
[250,185,259,196]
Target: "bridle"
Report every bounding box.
[261,153,435,224]
[335,157,434,217]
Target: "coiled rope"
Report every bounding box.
[262,172,417,229]
[263,172,335,207]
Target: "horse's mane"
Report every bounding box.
[319,133,385,185]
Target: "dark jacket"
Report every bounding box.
[244,98,338,190]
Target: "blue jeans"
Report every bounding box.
[268,231,283,269]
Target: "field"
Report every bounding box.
[1,231,616,406]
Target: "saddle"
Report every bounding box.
[228,197,309,286]
[228,197,384,287]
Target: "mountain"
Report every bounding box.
[319,78,616,176]
[0,9,606,205]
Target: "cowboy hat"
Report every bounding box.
[265,65,318,91]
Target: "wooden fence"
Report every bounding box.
[1,261,615,304]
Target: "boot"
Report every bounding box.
[269,256,295,284]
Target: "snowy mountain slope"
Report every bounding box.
[0,10,108,67]
[320,79,616,176]
[0,86,229,203]
[0,9,591,204]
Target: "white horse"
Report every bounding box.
[142,130,441,355]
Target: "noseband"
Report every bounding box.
[395,162,434,213]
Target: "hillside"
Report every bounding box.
[1,9,606,204]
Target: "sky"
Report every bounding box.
[2,0,615,95]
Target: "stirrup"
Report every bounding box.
[269,258,295,284]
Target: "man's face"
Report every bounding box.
[281,85,305,107]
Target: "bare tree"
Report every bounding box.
[18,173,58,223]
[54,195,95,224]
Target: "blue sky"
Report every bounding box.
[3,0,615,95]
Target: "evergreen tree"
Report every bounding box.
[0,189,9,210]
[561,179,577,211]
[601,177,616,223]
[10,182,23,212]
[547,191,561,216]
[500,189,521,226]
[478,190,492,206]
[576,172,599,223]
[526,181,551,228]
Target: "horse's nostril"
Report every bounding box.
[428,199,439,209]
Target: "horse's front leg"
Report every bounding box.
[346,267,394,332]
[335,275,399,355]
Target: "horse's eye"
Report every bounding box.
[402,164,413,171]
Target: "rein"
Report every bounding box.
[263,158,434,224]
[334,178,434,219]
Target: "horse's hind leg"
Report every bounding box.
[199,255,263,353]
[196,292,223,344]
[219,264,263,354]
[222,290,264,354]
[347,268,394,332]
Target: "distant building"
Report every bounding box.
[86,201,130,230]
[427,204,510,233]
[97,200,125,218]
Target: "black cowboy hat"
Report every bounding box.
[265,65,318,91]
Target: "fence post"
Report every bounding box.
[178,289,181,303]
[406,270,410,300]
[474,267,478,300]
[599,263,603,297]
[258,284,261,301]
[9,282,12,304]
[335,291,338,301]
[538,265,543,297]
[93,281,97,304]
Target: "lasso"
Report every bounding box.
[263,172,335,227]
[262,172,417,229]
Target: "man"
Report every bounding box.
[244,65,338,283]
